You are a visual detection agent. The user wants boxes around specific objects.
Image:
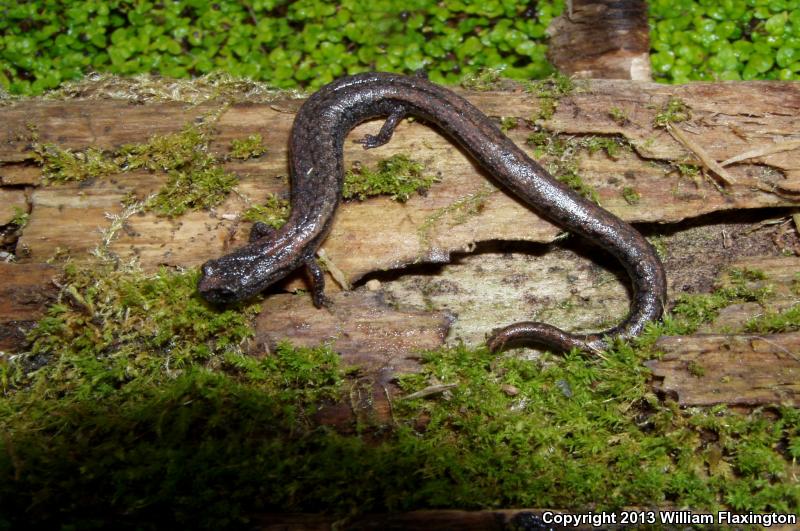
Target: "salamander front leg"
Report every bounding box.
[249,221,277,243]
[355,106,406,149]
[305,257,331,308]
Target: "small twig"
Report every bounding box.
[720,139,800,167]
[744,216,791,235]
[317,248,351,291]
[400,383,456,400]
[751,336,800,362]
[668,124,738,186]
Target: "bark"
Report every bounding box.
[547,0,652,80]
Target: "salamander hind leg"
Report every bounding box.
[305,257,331,308]
[355,105,407,149]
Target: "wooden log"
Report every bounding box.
[547,0,652,80]
[1,80,799,372]
[647,333,800,407]
[1,80,797,284]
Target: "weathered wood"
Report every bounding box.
[547,0,652,80]
[648,255,800,407]
[545,81,800,192]
[0,100,217,162]
[0,188,26,224]
[0,263,59,351]
[254,289,453,373]
[0,163,41,186]
[2,80,798,287]
[647,333,800,407]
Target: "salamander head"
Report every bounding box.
[197,260,247,304]
[197,233,309,305]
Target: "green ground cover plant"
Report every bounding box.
[0,0,563,95]
[649,0,800,82]
[2,1,796,95]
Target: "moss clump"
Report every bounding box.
[460,67,505,91]
[608,106,629,125]
[499,116,519,133]
[527,72,576,121]
[661,267,774,336]
[10,206,29,228]
[556,170,599,203]
[149,166,238,217]
[744,304,800,334]
[622,186,641,205]
[343,154,438,202]
[8,262,261,396]
[654,97,692,128]
[241,193,291,229]
[31,121,254,217]
[525,131,627,203]
[34,144,119,183]
[229,133,267,160]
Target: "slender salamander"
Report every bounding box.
[198,72,667,353]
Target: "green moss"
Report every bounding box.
[580,135,628,159]
[728,267,767,283]
[668,267,775,335]
[622,186,641,205]
[527,72,576,121]
[229,134,267,160]
[10,206,29,228]
[418,185,495,246]
[8,262,261,395]
[648,235,668,260]
[525,131,627,203]
[609,106,629,125]
[34,144,118,183]
[499,116,519,133]
[1,255,798,526]
[654,97,692,128]
[557,169,600,203]
[343,154,438,203]
[744,304,800,334]
[117,123,212,173]
[241,193,291,229]
[687,360,706,377]
[149,166,239,217]
[460,67,505,91]
[31,121,252,217]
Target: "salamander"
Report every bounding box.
[198,72,667,353]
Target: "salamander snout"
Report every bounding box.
[198,262,240,305]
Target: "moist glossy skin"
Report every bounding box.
[198,72,667,354]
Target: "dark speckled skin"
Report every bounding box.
[198,72,667,354]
